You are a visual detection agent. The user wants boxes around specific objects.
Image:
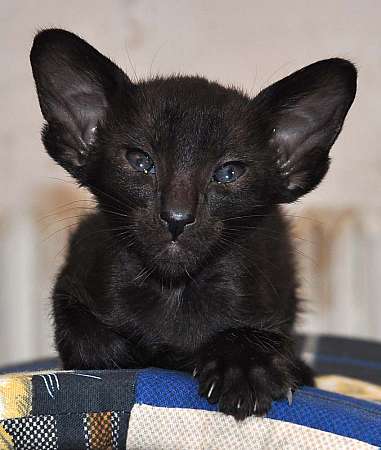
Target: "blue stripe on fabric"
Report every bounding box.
[136,368,217,411]
[314,353,381,371]
[135,368,381,448]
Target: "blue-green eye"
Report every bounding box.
[213,162,245,184]
[126,150,155,174]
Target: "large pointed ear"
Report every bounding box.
[252,58,357,203]
[30,29,131,178]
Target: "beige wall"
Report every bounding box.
[0,1,380,364]
[1,0,381,212]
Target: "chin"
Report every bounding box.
[153,241,200,280]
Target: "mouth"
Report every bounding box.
[160,242,188,266]
[166,240,182,253]
[151,240,199,279]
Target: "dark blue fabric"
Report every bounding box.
[136,368,381,447]
[32,370,137,449]
[314,353,381,370]
[33,370,138,416]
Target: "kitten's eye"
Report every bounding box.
[213,162,245,184]
[126,150,156,174]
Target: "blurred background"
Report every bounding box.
[0,0,380,367]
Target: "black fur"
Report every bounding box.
[30,29,356,420]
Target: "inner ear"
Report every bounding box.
[30,28,132,177]
[252,58,357,203]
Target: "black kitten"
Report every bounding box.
[30,29,356,420]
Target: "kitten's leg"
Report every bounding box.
[193,327,313,420]
[53,289,136,370]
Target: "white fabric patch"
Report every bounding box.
[127,404,376,450]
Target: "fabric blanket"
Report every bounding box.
[0,367,380,449]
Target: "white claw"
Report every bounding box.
[193,368,198,377]
[254,400,257,413]
[208,381,216,398]
[287,388,293,406]
[237,399,242,409]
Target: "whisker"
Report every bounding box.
[221,212,322,225]
[46,175,138,212]
[47,176,78,186]
[38,205,96,223]
[99,208,130,219]
[52,224,136,260]
[42,222,82,243]
[225,225,315,245]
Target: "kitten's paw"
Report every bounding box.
[194,351,306,421]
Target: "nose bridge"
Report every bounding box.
[160,174,198,241]
[161,174,198,218]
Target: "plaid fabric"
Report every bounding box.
[0,368,380,449]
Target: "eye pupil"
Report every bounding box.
[226,168,234,180]
[126,150,155,174]
[213,162,244,184]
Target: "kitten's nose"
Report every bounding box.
[160,210,195,241]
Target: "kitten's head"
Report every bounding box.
[30,29,356,278]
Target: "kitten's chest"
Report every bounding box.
[120,277,247,354]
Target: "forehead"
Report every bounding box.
[142,75,248,107]
[136,76,251,162]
